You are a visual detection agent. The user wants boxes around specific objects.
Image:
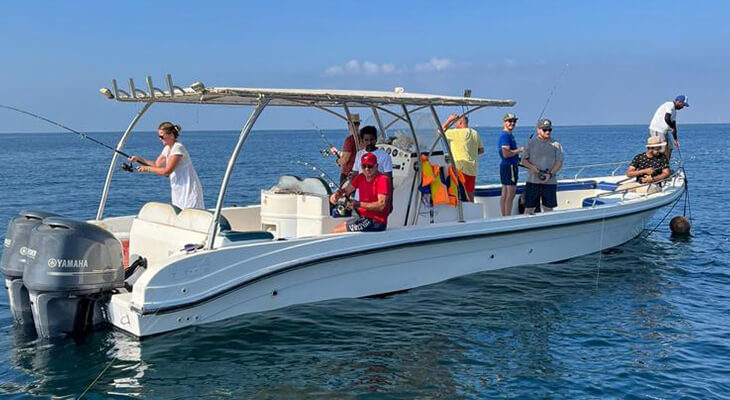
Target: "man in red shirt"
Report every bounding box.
[329,153,391,233]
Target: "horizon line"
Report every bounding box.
[0,121,727,135]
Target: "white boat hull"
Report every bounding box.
[109,181,677,337]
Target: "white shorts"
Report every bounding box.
[649,129,670,142]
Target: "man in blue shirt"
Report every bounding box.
[497,113,523,216]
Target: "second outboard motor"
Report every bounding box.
[0,210,59,326]
[23,217,124,338]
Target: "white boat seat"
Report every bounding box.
[176,208,231,233]
[136,202,180,225]
[128,202,233,268]
[270,175,332,196]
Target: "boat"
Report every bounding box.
[0,75,686,338]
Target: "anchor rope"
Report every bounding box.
[77,357,115,399]
[595,213,606,289]
[640,189,684,239]
[77,303,166,399]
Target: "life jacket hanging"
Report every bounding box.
[419,154,435,195]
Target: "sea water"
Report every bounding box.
[0,124,728,399]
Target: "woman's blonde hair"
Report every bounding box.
[158,122,182,138]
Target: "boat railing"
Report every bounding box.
[560,161,631,180]
[583,171,684,208]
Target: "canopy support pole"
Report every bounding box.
[206,97,270,249]
[400,104,422,226]
[96,101,153,220]
[370,106,386,142]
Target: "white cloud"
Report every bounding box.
[414,57,455,72]
[324,59,400,76]
[324,65,344,76]
[323,57,460,76]
[381,63,396,73]
[344,59,360,73]
[363,61,380,74]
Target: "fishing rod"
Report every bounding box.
[289,160,337,190]
[528,64,569,140]
[537,64,568,123]
[0,104,136,172]
[308,120,339,158]
[290,160,357,217]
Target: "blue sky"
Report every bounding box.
[1,1,728,132]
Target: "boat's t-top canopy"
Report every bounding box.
[103,75,515,108]
[97,74,516,248]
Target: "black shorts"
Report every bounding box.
[524,182,557,209]
[346,217,386,232]
[500,164,519,186]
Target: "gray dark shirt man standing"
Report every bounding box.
[521,119,564,214]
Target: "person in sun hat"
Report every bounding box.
[521,118,564,215]
[648,95,689,160]
[329,152,391,233]
[625,136,671,185]
[330,113,361,185]
[497,112,523,216]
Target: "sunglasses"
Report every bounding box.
[541,128,552,132]
[362,164,376,169]
[158,135,166,139]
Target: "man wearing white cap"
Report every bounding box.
[626,136,670,185]
[649,95,689,160]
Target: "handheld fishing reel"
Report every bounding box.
[332,197,353,218]
[120,162,135,173]
[537,169,553,181]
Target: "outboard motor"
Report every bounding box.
[23,217,124,338]
[1,210,60,326]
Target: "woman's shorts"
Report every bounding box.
[346,217,387,232]
[500,164,519,186]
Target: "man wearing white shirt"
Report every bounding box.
[649,95,689,160]
[352,126,393,213]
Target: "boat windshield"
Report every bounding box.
[382,109,445,154]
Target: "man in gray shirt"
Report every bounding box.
[521,119,564,214]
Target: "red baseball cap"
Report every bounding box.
[361,152,377,166]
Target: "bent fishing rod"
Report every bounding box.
[528,64,569,140]
[308,120,340,158]
[0,104,136,172]
[290,160,337,190]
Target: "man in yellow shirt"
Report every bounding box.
[441,114,484,200]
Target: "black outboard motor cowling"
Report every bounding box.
[23,217,124,338]
[1,210,60,325]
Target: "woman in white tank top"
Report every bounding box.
[128,122,205,209]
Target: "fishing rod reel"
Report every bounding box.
[537,169,553,181]
[319,148,336,158]
[119,162,135,173]
[333,197,353,218]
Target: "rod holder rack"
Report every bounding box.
[108,74,189,101]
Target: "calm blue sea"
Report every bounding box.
[0,124,728,399]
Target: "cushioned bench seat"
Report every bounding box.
[128,202,270,268]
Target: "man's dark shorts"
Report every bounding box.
[500,164,519,186]
[524,182,557,209]
[346,217,386,232]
